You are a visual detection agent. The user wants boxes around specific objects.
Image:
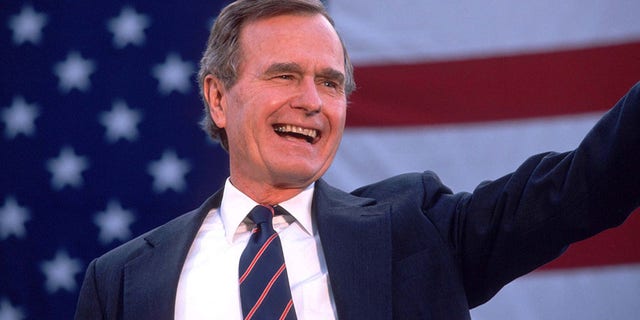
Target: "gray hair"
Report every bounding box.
[197,0,355,150]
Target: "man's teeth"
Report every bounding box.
[274,124,318,139]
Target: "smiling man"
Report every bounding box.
[202,12,348,205]
[75,0,640,319]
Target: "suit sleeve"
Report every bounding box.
[437,82,640,307]
[75,258,105,319]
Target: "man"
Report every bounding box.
[75,0,640,319]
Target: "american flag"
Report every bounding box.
[2,1,640,320]
[324,1,640,319]
[1,2,230,319]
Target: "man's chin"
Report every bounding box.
[271,167,325,188]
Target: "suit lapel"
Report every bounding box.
[314,180,392,319]
[119,182,392,318]
[122,191,222,320]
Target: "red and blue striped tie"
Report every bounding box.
[239,205,297,320]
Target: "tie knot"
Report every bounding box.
[249,205,275,225]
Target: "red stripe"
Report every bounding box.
[279,300,294,320]
[540,208,640,271]
[239,233,279,284]
[245,263,287,320]
[346,42,640,127]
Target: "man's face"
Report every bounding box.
[206,13,347,195]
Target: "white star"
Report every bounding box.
[0,299,26,320]
[1,96,39,139]
[40,250,82,294]
[147,150,191,193]
[53,52,96,93]
[0,196,31,241]
[99,100,142,143]
[151,53,194,95]
[46,147,90,190]
[93,200,136,245]
[107,7,151,48]
[7,5,48,46]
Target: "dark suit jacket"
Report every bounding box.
[75,82,640,320]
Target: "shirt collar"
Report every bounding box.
[219,178,315,243]
[278,183,315,236]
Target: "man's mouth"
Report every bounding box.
[273,124,319,143]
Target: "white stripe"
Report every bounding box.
[329,0,640,65]
[323,112,603,192]
[471,264,640,320]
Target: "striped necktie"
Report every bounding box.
[239,205,297,320]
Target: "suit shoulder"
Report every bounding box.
[92,207,201,273]
[351,171,454,203]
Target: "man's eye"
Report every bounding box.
[277,74,293,80]
[322,80,337,88]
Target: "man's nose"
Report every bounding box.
[291,78,322,114]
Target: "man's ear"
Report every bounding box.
[203,74,227,129]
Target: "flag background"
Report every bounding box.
[1,1,639,319]
[325,1,640,319]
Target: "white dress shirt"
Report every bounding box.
[175,179,338,319]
